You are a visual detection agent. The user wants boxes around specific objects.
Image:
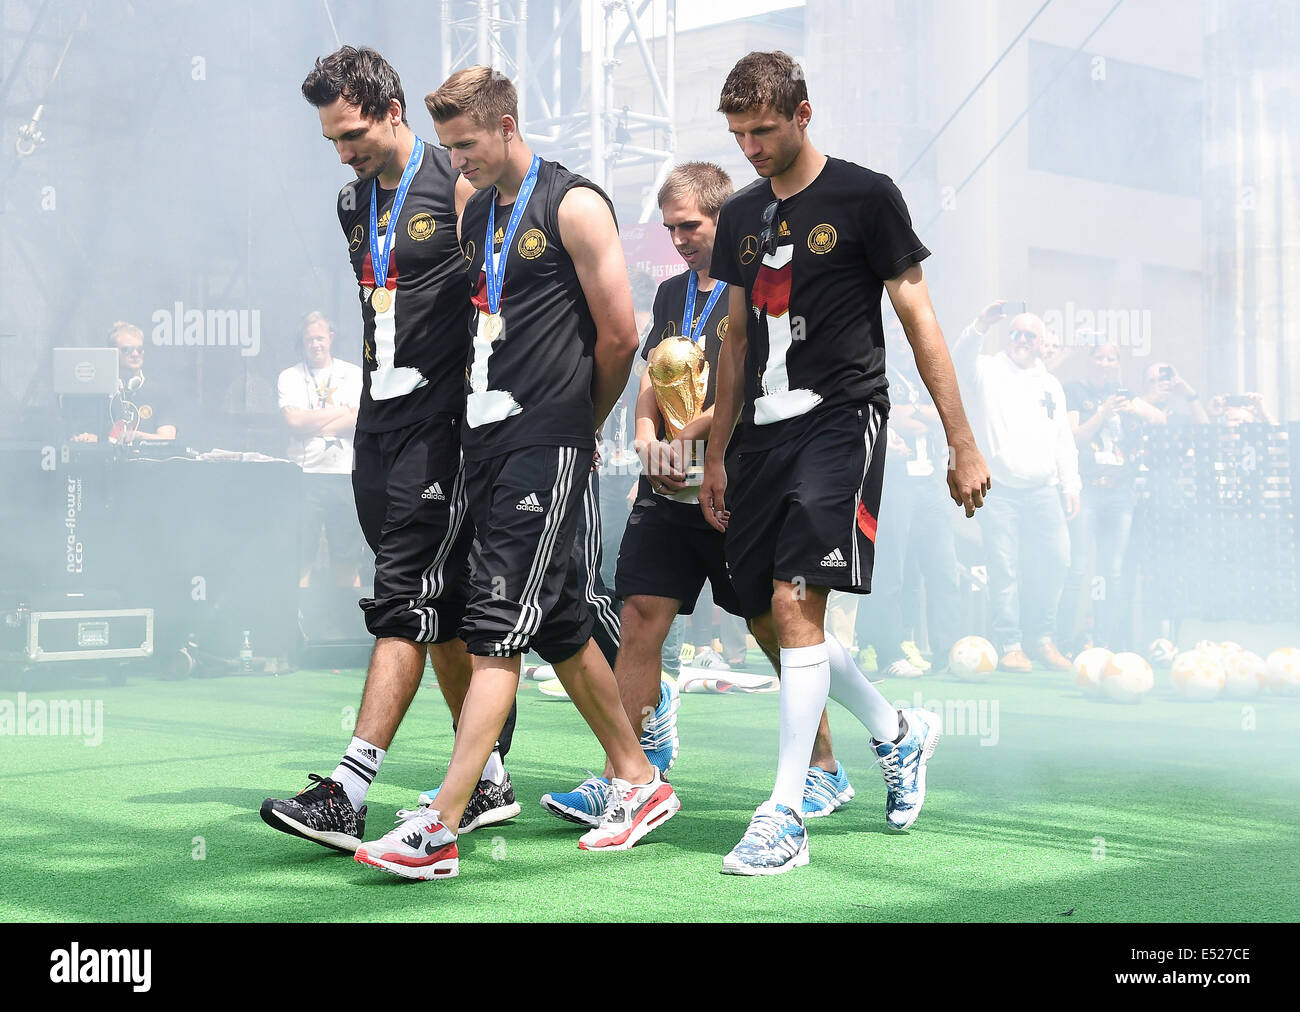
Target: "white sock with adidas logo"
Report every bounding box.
[332,737,386,811]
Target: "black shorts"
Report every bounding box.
[352,413,473,643]
[725,404,887,620]
[616,495,743,617]
[575,468,621,667]
[301,472,363,569]
[458,445,594,663]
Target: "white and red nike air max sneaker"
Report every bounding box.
[577,768,680,851]
[354,807,459,880]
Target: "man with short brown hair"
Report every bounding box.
[703,51,990,874]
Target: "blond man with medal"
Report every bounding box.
[540,163,740,826]
[263,48,526,862]
[349,67,678,880]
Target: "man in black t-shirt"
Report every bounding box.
[262,48,523,862]
[702,51,990,875]
[70,322,178,445]
[344,67,678,882]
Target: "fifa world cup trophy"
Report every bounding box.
[647,335,709,490]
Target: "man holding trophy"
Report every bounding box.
[544,162,846,825]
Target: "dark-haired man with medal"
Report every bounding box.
[346,66,679,881]
[262,47,521,860]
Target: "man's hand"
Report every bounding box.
[1100,392,1129,419]
[975,300,1008,333]
[699,454,729,532]
[886,429,914,458]
[947,439,991,518]
[71,432,98,443]
[1063,492,1080,520]
[1171,372,1198,400]
[636,438,686,494]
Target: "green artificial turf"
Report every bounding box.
[1,658,1297,922]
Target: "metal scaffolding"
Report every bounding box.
[440,0,677,221]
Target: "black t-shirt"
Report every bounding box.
[712,157,929,451]
[1065,379,1139,484]
[459,159,616,460]
[633,270,732,523]
[338,143,467,433]
[128,379,174,436]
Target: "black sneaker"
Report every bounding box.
[418,757,523,835]
[260,774,367,853]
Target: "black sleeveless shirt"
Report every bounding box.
[458,158,616,460]
[337,143,467,433]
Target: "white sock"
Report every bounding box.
[823,635,900,743]
[481,748,505,785]
[770,643,831,813]
[332,737,385,811]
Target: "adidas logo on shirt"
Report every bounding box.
[516,493,545,513]
[821,548,848,568]
[422,483,446,501]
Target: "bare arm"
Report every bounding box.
[319,407,359,437]
[282,406,351,435]
[951,299,1004,382]
[889,403,927,438]
[699,285,748,531]
[130,425,177,442]
[1126,396,1166,425]
[1072,400,1115,443]
[633,368,663,446]
[885,265,990,517]
[558,186,639,430]
[633,366,686,491]
[1054,384,1082,515]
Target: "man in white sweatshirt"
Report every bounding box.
[952,303,1079,673]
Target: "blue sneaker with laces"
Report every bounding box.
[871,707,942,831]
[801,761,855,818]
[721,800,809,876]
[540,775,612,828]
[639,678,680,775]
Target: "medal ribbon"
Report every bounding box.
[485,154,541,315]
[682,271,727,343]
[368,136,425,294]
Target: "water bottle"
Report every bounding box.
[240,630,253,672]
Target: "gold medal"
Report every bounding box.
[484,312,504,341]
[371,286,392,313]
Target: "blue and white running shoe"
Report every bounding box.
[721,801,809,876]
[871,707,942,831]
[802,762,855,818]
[639,678,680,775]
[540,775,612,828]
